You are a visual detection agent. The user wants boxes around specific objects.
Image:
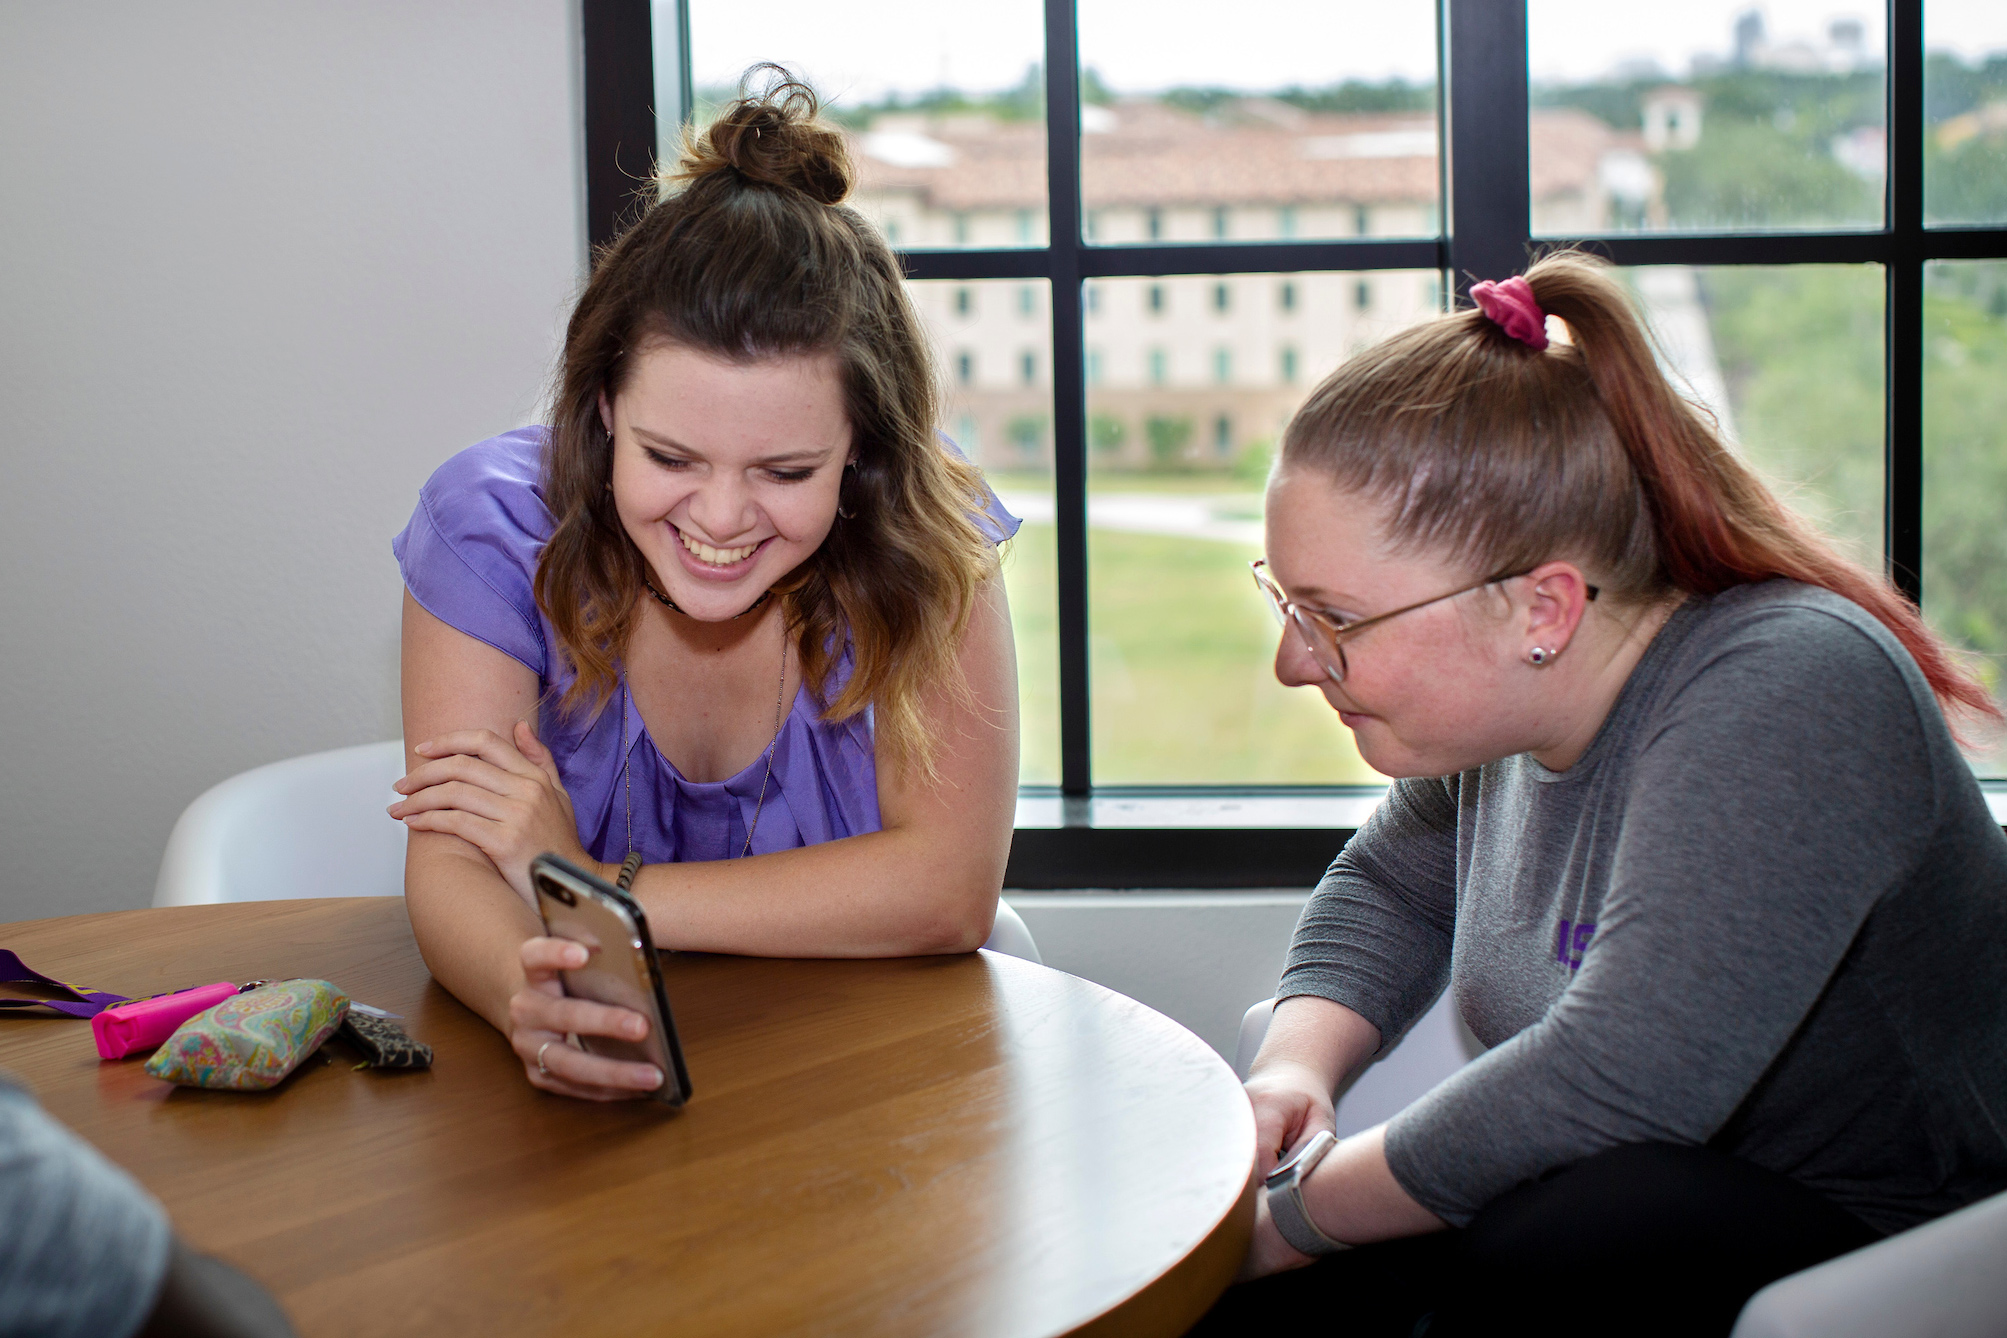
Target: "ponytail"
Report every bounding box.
[1283,250,2000,731]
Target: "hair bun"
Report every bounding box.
[676,64,853,206]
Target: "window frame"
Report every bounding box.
[581,0,2007,887]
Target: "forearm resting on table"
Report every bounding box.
[404,834,542,1033]
[627,821,1006,958]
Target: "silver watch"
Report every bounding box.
[1263,1129,1351,1256]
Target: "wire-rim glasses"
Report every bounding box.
[1249,560,1597,684]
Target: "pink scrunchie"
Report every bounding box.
[1471,275,1549,350]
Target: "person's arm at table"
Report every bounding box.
[1238,996,1448,1278]
[396,581,1018,1099]
[621,574,1018,956]
[397,577,1018,954]
[1237,780,1462,1275]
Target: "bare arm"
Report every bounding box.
[1238,995,1447,1278]
[397,590,548,1034]
[396,575,1018,1096]
[621,574,1019,957]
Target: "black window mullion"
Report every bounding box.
[1042,0,1091,796]
[1886,0,1924,605]
[1077,239,1440,276]
[581,0,658,254]
[1443,0,1530,298]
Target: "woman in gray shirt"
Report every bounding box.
[1194,254,2007,1337]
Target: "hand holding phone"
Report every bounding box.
[507,855,692,1106]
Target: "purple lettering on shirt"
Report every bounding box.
[1555,919,1597,971]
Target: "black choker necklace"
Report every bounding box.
[644,577,772,620]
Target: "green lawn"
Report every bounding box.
[998,521,1383,786]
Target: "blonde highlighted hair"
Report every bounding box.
[533,67,997,774]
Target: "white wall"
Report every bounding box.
[0,2,586,921]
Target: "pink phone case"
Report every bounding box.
[92,981,239,1059]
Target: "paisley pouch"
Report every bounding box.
[144,979,350,1091]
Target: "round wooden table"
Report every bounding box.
[0,899,1255,1337]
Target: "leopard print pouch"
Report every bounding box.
[337,1011,433,1070]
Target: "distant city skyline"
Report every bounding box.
[669,0,2007,107]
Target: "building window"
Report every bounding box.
[1212,282,1230,314]
[885,218,901,245]
[1213,347,1232,384]
[611,0,1996,818]
[1020,350,1037,386]
[1214,415,1233,455]
[1009,414,1046,459]
[1018,285,1037,317]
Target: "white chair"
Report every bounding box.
[154,740,409,906]
[153,740,1042,962]
[1728,1187,2007,1338]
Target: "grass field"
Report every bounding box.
[998,519,1383,786]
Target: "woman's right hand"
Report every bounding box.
[508,937,668,1101]
[1243,1058,1338,1171]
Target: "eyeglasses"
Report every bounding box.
[1250,560,1597,684]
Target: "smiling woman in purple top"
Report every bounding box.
[387,70,1020,1103]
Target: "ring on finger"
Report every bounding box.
[536,1040,553,1076]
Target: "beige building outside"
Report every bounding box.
[845,98,1652,473]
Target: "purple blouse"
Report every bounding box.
[393,427,1019,865]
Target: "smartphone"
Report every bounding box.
[529,853,692,1107]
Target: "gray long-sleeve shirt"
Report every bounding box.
[1280,581,2007,1235]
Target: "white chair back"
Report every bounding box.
[154,741,409,906]
[151,739,1042,963]
[986,903,1041,965]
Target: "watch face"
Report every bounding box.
[1265,1146,1306,1188]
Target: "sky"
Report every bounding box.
[677,0,2007,102]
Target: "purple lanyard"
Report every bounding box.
[0,950,130,1019]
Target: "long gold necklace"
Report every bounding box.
[623,601,788,863]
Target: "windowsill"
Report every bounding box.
[1013,785,1387,830]
[1018,781,2007,830]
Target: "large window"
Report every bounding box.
[586,0,2007,883]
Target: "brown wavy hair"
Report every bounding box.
[1282,250,2000,733]
[533,67,999,773]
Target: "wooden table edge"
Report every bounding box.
[1066,1168,1256,1337]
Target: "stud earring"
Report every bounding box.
[1528,647,1552,666]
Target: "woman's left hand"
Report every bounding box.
[389,721,597,903]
